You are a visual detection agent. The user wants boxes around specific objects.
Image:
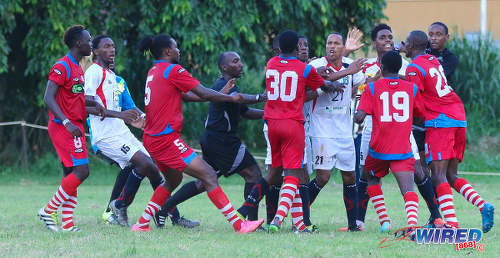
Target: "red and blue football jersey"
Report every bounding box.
[143,61,200,136]
[358,78,424,160]
[405,54,466,128]
[263,55,324,122]
[48,53,86,123]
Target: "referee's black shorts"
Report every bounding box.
[200,130,257,177]
[412,125,426,152]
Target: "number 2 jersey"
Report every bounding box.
[406,54,466,128]
[263,55,324,122]
[358,78,424,159]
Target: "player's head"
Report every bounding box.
[403,30,428,59]
[428,22,449,52]
[272,34,281,56]
[63,25,92,56]
[139,34,179,63]
[297,35,309,62]
[218,51,243,79]
[91,35,115,67]
[326,32,344,62]
[380,50,402,75]
[278,30,299,55]
[371,24,394,55]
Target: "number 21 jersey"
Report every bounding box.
[263,55,324,122]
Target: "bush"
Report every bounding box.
[448,35,500,140]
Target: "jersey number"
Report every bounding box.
[144,75,153,106]
[266,69,298,102]
[380,91,409,122]
[429,66,453,97]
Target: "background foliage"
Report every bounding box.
[0,0,386,164]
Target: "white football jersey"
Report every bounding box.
[307,56,364,138]
[85,63,129,144]
[364,56,409,79]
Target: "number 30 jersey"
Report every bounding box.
[143,61,200,136]
[307,57,365,138]
[406,54,466,128]
[358,78,424,159]
[263,55,324,122]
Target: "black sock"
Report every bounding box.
[417,176,442,220]
[357,179,369,223]
[168,206,181,223]
[307,178,323,205]
[237,179,268,220]
[108,165,133,211]
[343,183,357,229]
[148,174,164,190]
[266,184,281,224]
[158,181,204,218]
[300,184,311,227]
[115,169,144,208]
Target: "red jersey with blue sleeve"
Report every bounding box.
[48,53,86,124]
[358,77,423,160]
[143,61,200,136]
[263,55,324,122]
[405,54,466,128]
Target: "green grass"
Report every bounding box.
[0,157,499,257]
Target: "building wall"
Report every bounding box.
[383,0,500,41]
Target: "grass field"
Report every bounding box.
[0,154,499,257]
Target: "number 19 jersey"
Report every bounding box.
[263,56,324,122]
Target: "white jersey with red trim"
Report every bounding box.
[364,57,409,79]
[84,63,128,144]
[307,56,364,138]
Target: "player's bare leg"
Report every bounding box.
[430,160,459,227]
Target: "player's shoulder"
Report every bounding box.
[85,63,102,75]
[162,63,187,79]
[308,56,327,68]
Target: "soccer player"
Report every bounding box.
[402,30,494,232]
[131,34,263,233]
[38,25,105,232]
[265,30,342,233]
[306,32,366,231]
[426,22,458,83]
[354,50,423,232]
[155,51,267,224]
[357,24,443,228]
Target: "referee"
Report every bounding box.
[427,22,459,83]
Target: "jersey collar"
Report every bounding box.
[412,53,426,61]
[383,76,399,79]
[67,53,80,66]
[279,55,297,60]
[155,60,170,64]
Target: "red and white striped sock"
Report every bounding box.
[274,176,299,225]
[45,173,81,213]
[291,187,306,231]
[137,185,170,229]
[453,178,486,211]
[403,191,419,226]
[207,186,243,231]
[436,182,459,227]
[61,191,78,229]
[367,184,390,225]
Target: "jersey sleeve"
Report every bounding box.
[170,65,200,93]
[357,84,373,115]
[304,65,324,91]
[48,62,69,86]
[121,82,136,111]
[405,65,425,92]
[84,66,102,96]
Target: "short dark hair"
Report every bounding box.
[408,30,429,51]
[298,34,307,40]
[328,32,344,44]
[430,21,449,35]
[381,50,402,74]
[371,23,392,41]
[92,35,110,49]
[63,25,86,48]
[139,34,174,59]
[217,51,234,71]
[278,30,299,54]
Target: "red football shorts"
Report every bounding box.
[143,132,197,172]
[48,121,88,167]
[267,119,305,169]
[425,127,466,164]
[365,155,415,178]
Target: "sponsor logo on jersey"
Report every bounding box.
[71,84,84,94]
[178,68,186,73]
[75,148,84,153]
[54,69,62,75]
[428,56,435,61]
[389,81,398,85]
[73,77,79,82]
[280,60,288,64]
[407,72,417,76]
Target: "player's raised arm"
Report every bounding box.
[343,28,365,57]
[190,84,243,103]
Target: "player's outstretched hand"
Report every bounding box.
[65,122,83,137]
[258,92,267,102]
[345,28,365,53]
[96,104,107,121]
[316,66,334,80]
[347,58,367,75]
[120,109,140,124]
[131,116,146,130]
[230,92,244,103]
[221,78,236,94]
